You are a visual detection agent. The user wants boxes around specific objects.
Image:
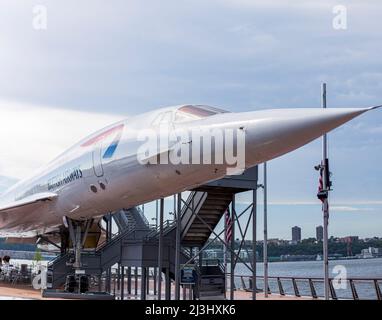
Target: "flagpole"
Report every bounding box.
[263,162,268,298]
[322,83,330,300]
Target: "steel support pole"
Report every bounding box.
[106,214,112,292]
[175,193,182,300]
[174,194,176,221]
[147,268,150,295]
[252,182,258,300]
[157,198,164,300]
[141,267,147,300]
[127,267,131,294]
[121,266,125,300]
[165,268,171,300]
[134,267,138,295]
[156,199,159,225]
[153,268,157,295]
[230,197,236,300]
[74,223,82,269]
[322,83,330,300]
[117,264,121,291]
[154,199,159,295]
[263,162,269,298]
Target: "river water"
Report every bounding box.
[232,258,382,299]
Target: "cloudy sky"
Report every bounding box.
[0,0,381,239]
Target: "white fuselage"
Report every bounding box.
[0,105,372,237]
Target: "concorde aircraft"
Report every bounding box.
[0,104,380,254]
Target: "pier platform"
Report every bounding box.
[0,282,311,300]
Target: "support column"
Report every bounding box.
[121,266,125,300]
[230,197,236,300]
[157,198,164,300]
[175,193,182,300]
[127,267,131,294]
[134,267,138,296]
[117,264,121,292]
[252,182,258,300]
[74,223,82,269]
[153,268,157,295]
[140,267,147,300]
[147,268,150,295]
[165,268,171,300]
[105,213,112,293]
[154,199,159,297]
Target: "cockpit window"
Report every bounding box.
[174,105,228,123]
[178,105,227,117]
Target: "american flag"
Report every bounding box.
[225,209,233,243]
[317,162,327,204]
[318,166,324,202]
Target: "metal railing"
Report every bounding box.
[144,219,176,239]
[229,274,382,300]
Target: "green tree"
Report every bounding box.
[34,249,42,263]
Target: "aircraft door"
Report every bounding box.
[92,142,104,177]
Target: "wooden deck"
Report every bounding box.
[0,283,56,300]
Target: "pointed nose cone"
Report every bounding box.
[245,107,374,165]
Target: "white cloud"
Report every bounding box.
[0,100,124,179]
